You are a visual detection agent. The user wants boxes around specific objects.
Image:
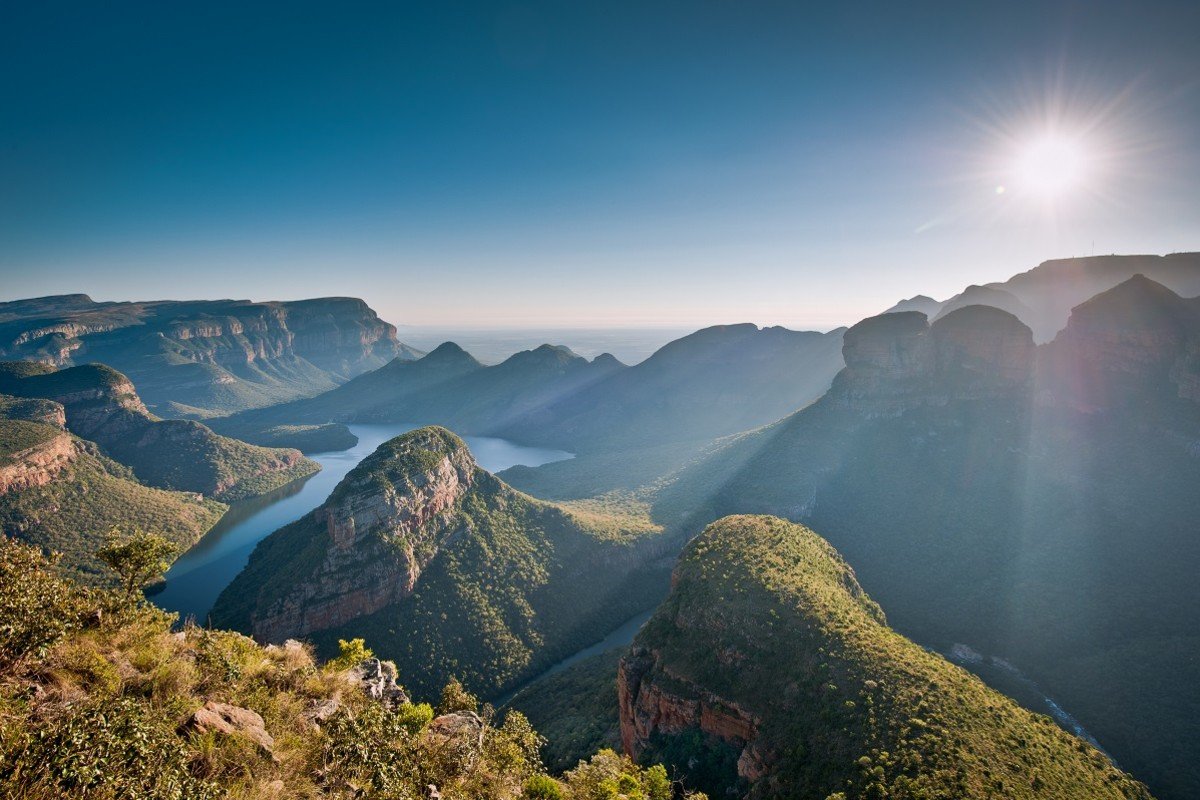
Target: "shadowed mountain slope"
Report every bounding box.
[654,279,1200,799]
[220,324,847,500]
[619,515,1152,799]
[885,251,1200,341]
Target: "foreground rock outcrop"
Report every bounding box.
[618,515,1153,799]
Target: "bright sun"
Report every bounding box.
[1009,134,1089,198]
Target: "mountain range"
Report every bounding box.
[2,252,1199,799]
[216,323,848,499]
[0,295,422,417]
[886,251,1200,341]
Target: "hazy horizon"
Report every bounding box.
[3,2,1198,327]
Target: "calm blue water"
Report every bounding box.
[151,424,572,623]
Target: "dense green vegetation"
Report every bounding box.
[0,361,319,501]
[0,440,225,583]
[211,426,676,701]
[0,537,700,800]
[628,515,1152,799]
[509,650,624,773]
[0,393,63,427]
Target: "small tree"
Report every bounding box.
[98,528,177,604]
[437,677,480,715]
[329,637,374,670]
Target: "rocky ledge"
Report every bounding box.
[618,647,769,781]
[0,429,80,496]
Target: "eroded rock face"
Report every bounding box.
[618,647,765,780]
[424,711,484,755]
[0,294,415,414]
[832,306,1034,415]
[0,432,79,496]
[250,428,477,642]
[348,658,411,707]
[0,363,313,499]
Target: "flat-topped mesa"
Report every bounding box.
[832,306,1034,415]
[0,294,420,415]
[931,304,1037,386]
[0,395,66,429]
[249,427,479,642]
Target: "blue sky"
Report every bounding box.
[2,1,1197,328]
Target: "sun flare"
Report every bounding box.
[1009,134,1090,199]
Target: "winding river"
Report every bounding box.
[151,423,573,623]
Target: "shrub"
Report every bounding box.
[97,528,178,604]
[524,773,566,799]
[2,697,219,800]
[0,539,88,667]
[328,636,373,670]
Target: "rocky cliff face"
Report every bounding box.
[0,362,316,500]
[832,305,1034,415]
[248,428,478,642]
[0,428,80,496]
[618,648,767,780]
[0,295,419,415]
[212,425,672,699]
